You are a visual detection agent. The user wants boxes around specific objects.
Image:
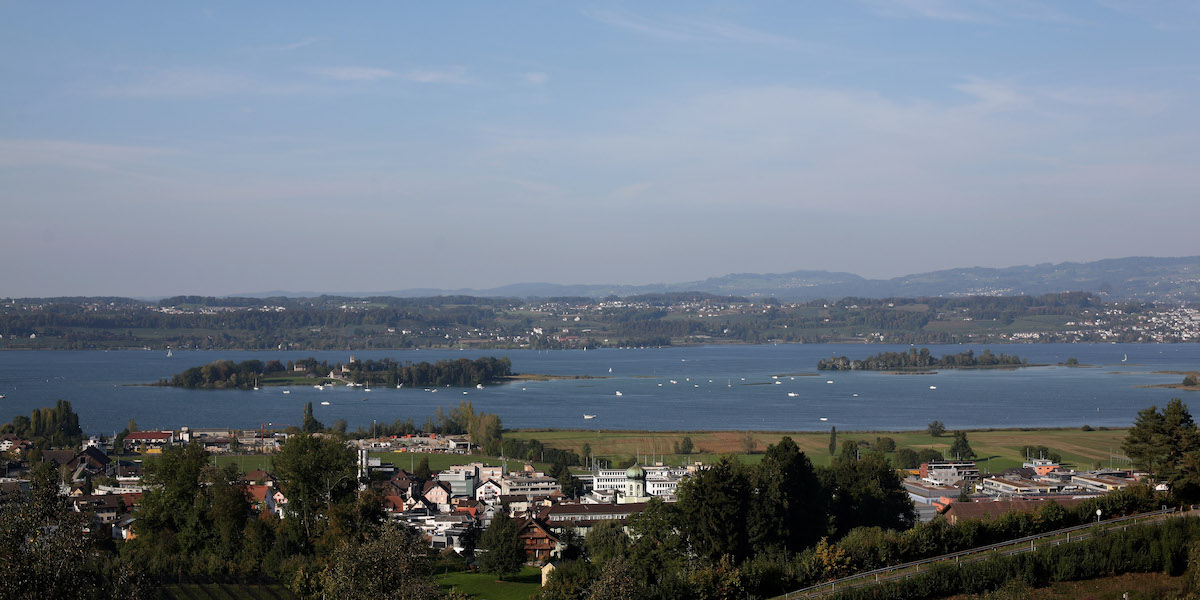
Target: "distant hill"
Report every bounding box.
[235,256,1200,302]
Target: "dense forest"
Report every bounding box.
[161,356,513,389]
[818,348,1027,370]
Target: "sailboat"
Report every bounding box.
[1122,354,1128,363]
[253,379,259,391]
[166,349,173,357]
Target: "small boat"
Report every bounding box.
[583,414,596,419]
[615,391,622,396]
[1122,354,1128,362]
[819,417,828,421]
[364,387,371,392]
[396,384,403,388]
[826,380,834,384]
[166,349,173,357]
[929,386,937,390]
[313,385,322,390]
[608,367,613,373]
[463,391,469,395]
[282,390,290,394]
[787,392,799,397]
[852,393,859,397]
[658,383,663,386]
[0,394,5,399]
[320,401,330,406]
[476,384,484,390]
[669,380,677,384]
[774,381,782,385]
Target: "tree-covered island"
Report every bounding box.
[157,355,513,389]
[818,347,1029,371]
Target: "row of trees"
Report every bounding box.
[0,399,84,450]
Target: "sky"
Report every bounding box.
[2,1,1199,297]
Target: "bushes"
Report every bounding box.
[826,518,1200,600]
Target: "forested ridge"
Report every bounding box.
[2,291,1171,350]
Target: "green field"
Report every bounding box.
[508,427,1131,473]
[439,566,542,600]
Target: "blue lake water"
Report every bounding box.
[0,344,1196,435]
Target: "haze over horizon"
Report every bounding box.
[3,3,1199,297]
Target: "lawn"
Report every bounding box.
[439,566,542,600]
[507,427,1130,473]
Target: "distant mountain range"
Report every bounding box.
[238,256,1200,302]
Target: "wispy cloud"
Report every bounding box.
[953,77,1172,115]
[309,66,397,81]
[522,71,549,86]
[582,8,813,50]
[96,67,306,97]
[404,66,470,84]
[862,0,1084,24]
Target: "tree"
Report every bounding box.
[822,448,916,536]
[828,426,837,455]
[676,455,751,563]
[1184,374,1198,387]
[674,436,695,455]
[273,433,356,541]
[927,420,946,437]
[0,462,100,599]
[550,462,582,498]
[319,523,440,600]
[740,432,758,455]
[414,456,432,480]
[478,511,525,580]
[1124,399,1200,501]
[949,431,976,459]
[749,436,827,553]
[586,557,645,600]
[581,443,592,467]
[301,402,324,434]
[916,448,944,464]
[894,448,920,469]
[875,436,896,453]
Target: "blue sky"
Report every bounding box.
[2,1,1199,296]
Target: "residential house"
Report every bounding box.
[518,518,562,562]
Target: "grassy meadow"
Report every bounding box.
[507,427,1131,473]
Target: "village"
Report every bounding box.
[0,424,1159,574]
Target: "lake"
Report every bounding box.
[0,344,1196,435]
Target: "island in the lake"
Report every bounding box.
[156,356,516,389]
[818,347,1033,371]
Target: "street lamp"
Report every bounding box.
[1096,508,1102,524]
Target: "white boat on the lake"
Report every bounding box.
[282,390,290,394]
[930,386,937,390]
[476,383,484,389]
[787,392,799,397]
[615,391,622,396]
[583,414,596,419]
[320,401,330,406]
